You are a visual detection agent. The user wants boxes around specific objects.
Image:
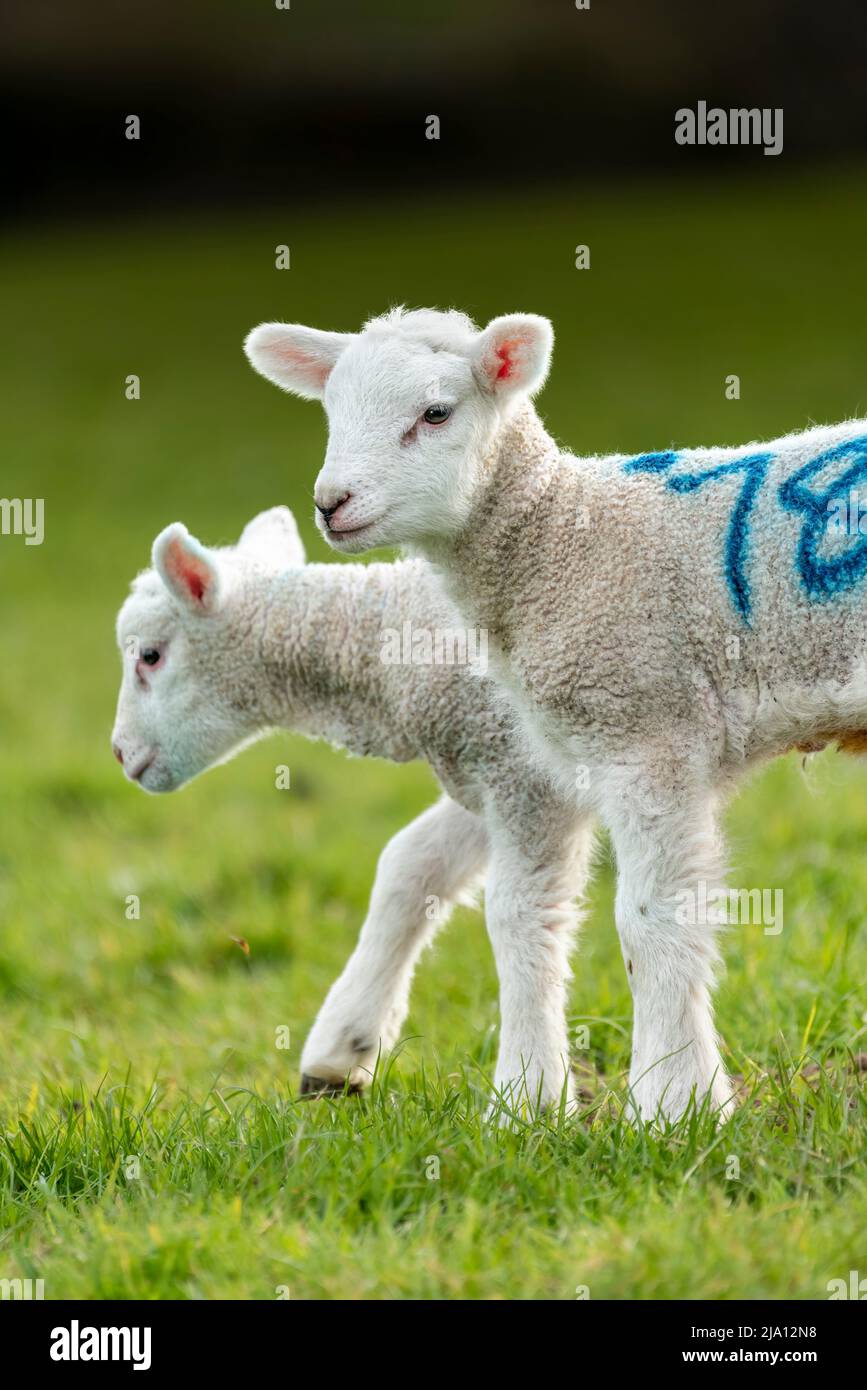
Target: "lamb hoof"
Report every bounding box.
[299,1073,363,1098]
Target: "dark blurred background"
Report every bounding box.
[4,0,867,225]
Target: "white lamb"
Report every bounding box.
[111,507,590,1108]
[245,307,867,1120]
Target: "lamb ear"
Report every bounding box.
[243,322,355,400]
[153,523,222,613]
[238,506,306,568]
[472,314,554,399]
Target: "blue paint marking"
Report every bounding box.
[622,450,679,475]
[666,454,773,623]
[623,448,773,623]
[778,434,867,600]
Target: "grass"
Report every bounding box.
[1,166,867,1299]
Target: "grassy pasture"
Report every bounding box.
[1,168,866,1297]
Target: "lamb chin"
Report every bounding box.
[138,765,178,794]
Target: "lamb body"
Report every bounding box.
[445,406,867,783]
[112,508,589,1106]
[245,306,867,1118]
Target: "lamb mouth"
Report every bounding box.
[325,517,380,540]
[135,760,179,795]
[128,751,157,783]
[300,1073,364,1097]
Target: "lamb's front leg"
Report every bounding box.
[603,777,734,1124]
[484,812,594,1116]
[300,796,488,1094]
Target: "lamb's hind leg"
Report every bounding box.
[300,796,488,1094]
[602,772,734,1124]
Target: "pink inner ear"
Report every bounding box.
[307,362,331,388]
[275,344,330,388]
[495,340,521,381]
[184,567,206,602]
[169,541,209,602]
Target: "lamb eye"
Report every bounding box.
[141,648,161,666]
[422,404,452,425]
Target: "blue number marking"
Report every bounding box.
[624,449,773,624]
[622,450,679,475]
[778,434,867,601]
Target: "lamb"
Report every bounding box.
[111,506,590,1109]
[244,306,867,1120]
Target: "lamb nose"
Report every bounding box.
[113,744,124,765]
[316,492,350,524]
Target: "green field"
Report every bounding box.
[2,169,866,1299]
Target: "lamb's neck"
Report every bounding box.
[250,563,419,761]
[432,403,567,638]
[482,401,562,515]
